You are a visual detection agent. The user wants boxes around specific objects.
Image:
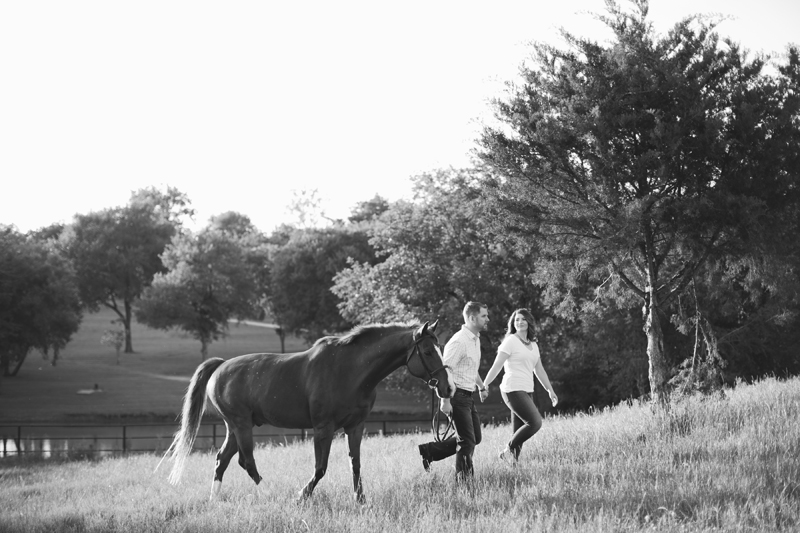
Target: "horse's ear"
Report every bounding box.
[429,319,439,333]
[415,322,429,340]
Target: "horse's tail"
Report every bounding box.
[155,357,226,485]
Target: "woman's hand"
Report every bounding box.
[549,391,559,407]
[479,388,488,403]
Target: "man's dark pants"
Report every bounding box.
[420,389,482,478]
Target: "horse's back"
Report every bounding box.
[208,351,315,429]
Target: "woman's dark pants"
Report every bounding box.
[501,390,542,459]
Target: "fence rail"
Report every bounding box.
[0,418,440,459]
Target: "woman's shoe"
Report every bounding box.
[498,446,516,463]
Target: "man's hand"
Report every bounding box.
[440,398,452,416]
[479,388,489,403]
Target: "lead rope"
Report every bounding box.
[430,388,455,442]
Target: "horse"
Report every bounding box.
[157,320,453,503]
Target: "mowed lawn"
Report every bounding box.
[0,309,442,423]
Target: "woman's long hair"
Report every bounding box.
[506,308,537,343]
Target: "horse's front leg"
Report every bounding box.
[298,424,334,502]
[345,422,366,504]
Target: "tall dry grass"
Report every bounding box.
[2,376,798,532]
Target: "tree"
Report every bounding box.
[136,219,264,359]
[669,253,800,393]
[286,189,339,228]
[334,169,539,336]
[332,169,545,393]
[100,329,125,365]
[63,187,193,353]
[0,226,82,377]
[476,0,800,401]
[348,195,390,224]
[269,225,377,343]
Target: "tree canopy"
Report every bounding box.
[332,169,545,392]
[136,214,266,360]
[476,0,800,400]
[0,226,82,377]
[63,187,193,353]
[269,225,377,344]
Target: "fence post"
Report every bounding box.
[122,425,127,455]
[17,425,21,455]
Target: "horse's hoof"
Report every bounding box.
[355,493,366,505]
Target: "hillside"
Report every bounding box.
[2,376,798,532]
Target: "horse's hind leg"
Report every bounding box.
[298,423,334,502]
[345,422,366,504]
[231,424,262,486]
[210,424,238,501]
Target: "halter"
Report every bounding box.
[407,335,455,443]
[406,335,449,389]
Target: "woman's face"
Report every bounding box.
[514,313,528,332]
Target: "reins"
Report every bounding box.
[430,388,455,442]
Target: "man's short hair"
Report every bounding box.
[463,301,486,321]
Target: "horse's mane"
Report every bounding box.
[312,322,420,348]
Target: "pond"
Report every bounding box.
[0,418,435,459]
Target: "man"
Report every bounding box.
[418,301,489,481]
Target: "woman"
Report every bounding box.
[483,309,558,461]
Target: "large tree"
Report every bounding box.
[135,215,265,360]
[63,187,193,353]
[477,0,800,401]
[0,226,82,377]
[269,225,377,344]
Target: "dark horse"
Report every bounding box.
[158,321,453,503]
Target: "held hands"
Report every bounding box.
[479,388,489,403]
[549,390,559,407]
[440,398,453,416]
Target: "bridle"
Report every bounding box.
[407,335,455,442]
[406,335,449,390]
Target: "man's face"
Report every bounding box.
[470,307,489,331]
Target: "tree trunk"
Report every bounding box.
[642,211,670,403]
[644,287,670,403]
[277,327,286,353]
[123,299,134,353]
[201,340,208,361]
[8,348,29,377]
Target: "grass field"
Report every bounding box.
[1,376,798,532]
[0,309,499,423]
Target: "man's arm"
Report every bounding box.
[441,338,463,368]
[439,338,464,416]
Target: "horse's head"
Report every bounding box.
[407,320,454,399]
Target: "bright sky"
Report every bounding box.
[2,0,798,234]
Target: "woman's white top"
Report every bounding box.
[498,335,540,393]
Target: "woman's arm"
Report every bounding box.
[533,359,558,406]
[483,350,510,389]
